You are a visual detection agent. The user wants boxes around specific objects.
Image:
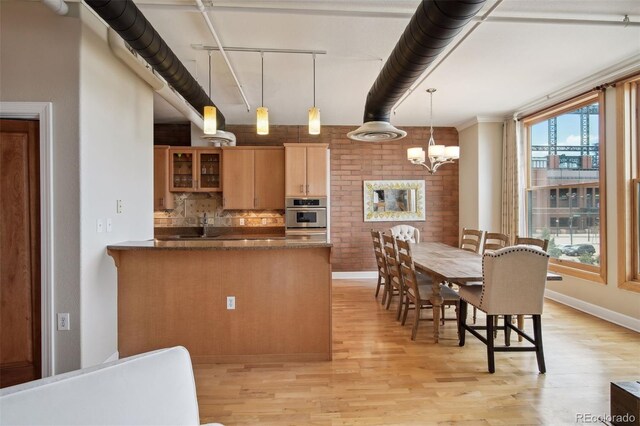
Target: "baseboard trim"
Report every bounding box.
[103,351,119,363]
[545,290,640,333]
[332,271,377,280]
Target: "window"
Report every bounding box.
[524,91,606,281]
[617,74,640,291]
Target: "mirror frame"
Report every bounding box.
[363,180,426,222]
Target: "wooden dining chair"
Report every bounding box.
[515,235,549,251]
[458,246,550,373]
[483,232,510,252]
[370,230,388,304]
[383,236,404,321]
[398,249,460,340]
[460,228,485,253]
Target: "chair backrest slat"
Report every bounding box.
[460,228,485,253]
[370,230,387,276]
[515,235,549,251]
[483,232,510,253]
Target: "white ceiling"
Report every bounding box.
[137,0,640,128]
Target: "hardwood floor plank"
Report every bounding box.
[195,279,640,425]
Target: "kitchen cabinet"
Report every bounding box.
[222,147,284,210]
[154,146,175,210]
[284,143,328,197]
[169,148,221,192]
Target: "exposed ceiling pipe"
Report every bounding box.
[348,0,486,142]
[194,0,251,113]
[42,0,69,15]
[84,0,231,140]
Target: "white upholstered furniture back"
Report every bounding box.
[390,225,420,243]
[0,346,208,426]
[478,246,549,315]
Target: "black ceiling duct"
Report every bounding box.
[348,0,485,142]
[85,0,226,131]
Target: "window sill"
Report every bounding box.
[549,262,606,284]
[619,280,640,293]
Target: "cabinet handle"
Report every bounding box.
[223,197,225,208]
[300,184,304,194]
[254,197,258,208]
[306,184,309,194]
[159,197,164,208]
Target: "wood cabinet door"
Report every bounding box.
[169,148,197,192]
[196,149,221,192]
[285,146,307,197]
[305,146,328,197]
[222,149,255,209]
[153,146,174,210]
[254,149,285,210]
[1,119,41,388]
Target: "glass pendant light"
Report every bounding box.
[256,52,269,135]
[203,51,217,135]
[308,53,321,135]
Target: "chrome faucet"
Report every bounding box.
[202,212,208,237]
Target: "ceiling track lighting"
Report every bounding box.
[203,51,217,135]
[407,88,460,174]
[256,52,269,135]
[308,53,321,135]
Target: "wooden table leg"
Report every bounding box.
[429,275,444,343]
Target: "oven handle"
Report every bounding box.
[286,207,327,211]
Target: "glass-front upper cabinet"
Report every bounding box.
[169,148,221,192]
[197,150,221,191]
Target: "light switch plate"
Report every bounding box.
[226,296,235,310]
[106,218,112,233]
[96,219,104,233]
[239,218,245,226]
[57,313,70,331]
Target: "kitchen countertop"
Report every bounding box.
[107,239,332,251]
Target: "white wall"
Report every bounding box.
[457,120,503,234]
[458,124,479,231]
[0,1,82,374]
[79,6,154,367]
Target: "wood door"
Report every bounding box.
[222,149,255,209]
[153,146,174,210]
[0,119,41,388]
[305,145,328,197]
[254,148,285,210]
[284,145,307,196]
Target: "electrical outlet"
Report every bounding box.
[57,313,70,331]
[239,218,245,226]
[116,199,124,214]
[226,296,235,310]
[261,218,267,225]
[106,218,112,233]
[96,219,104,233]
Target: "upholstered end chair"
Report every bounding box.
[457,246,550,374]
[390,225,420,243]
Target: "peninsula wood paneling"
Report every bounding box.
[111,247,332,363]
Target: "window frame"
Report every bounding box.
[616,74,640,292]
[523,91,607,283]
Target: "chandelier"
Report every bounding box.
[407,88,459,174]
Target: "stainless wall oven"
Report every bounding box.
[285,197,327,240]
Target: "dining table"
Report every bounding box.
[409,242,563,343]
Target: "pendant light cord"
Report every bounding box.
[312,53,316,107]
[208,51,212,98]
[261,51,264,108]
[428,88,436,144]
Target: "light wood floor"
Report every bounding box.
[195,279,640,425]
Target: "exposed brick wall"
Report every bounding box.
[226,124,459,272]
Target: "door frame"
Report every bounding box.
[0,102,54,378]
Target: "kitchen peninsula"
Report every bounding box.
[107,239,332,363]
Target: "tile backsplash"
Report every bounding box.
[154,193,284,227]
